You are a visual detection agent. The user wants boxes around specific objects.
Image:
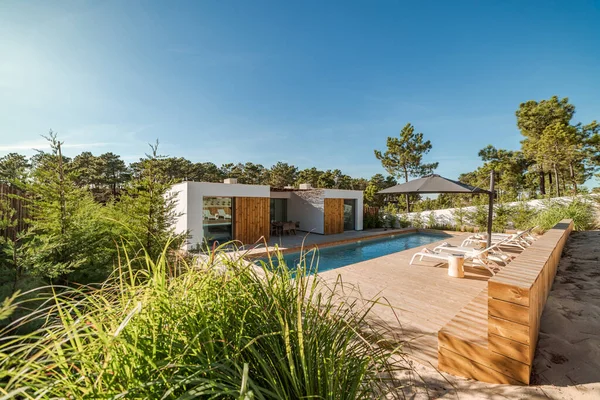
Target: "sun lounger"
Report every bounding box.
[410,238,512,275]
[434,239,514,265]
[217,209,232,219]
[485,227,537,244]
[461,228,534,250]
[203,210,217,220]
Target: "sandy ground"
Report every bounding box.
[400,230,600,399]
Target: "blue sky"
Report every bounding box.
[1,0,599,184]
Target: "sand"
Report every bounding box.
[400,230,600,399]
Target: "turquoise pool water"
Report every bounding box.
[257,233,448,273]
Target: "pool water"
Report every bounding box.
[257,233,448,274]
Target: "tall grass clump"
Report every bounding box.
[534,198,597,232]
[0,243,409,399]
[466,205,489,231]
[510,202,538,230]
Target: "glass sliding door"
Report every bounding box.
[343,199,356,231]
[270,198,287,222]
[202,196,233,245]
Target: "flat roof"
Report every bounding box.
[269,187,362,192]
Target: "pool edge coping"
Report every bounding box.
[244,228,462,260]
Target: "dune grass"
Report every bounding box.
[0,243,410,399]
[534,198,597,232]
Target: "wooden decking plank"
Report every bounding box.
[319,233,489,366]
[438,347,524,385]
[488,315,530,345]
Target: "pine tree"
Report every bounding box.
[116,141,183,260]
[24,133,117,281]
[374,123,438,211]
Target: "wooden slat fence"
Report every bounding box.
[364,206,379,216]
[0,183,29,241]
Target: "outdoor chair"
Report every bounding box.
[410,238,512,275]
[271,221,283,236]
[433,238,514,265]
[282,221,296,235]
[203,210,217,220]
[461,228,535,250]
[484,226,537,244]
[217,209,232,219]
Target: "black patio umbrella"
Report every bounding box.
[378,174,495,247]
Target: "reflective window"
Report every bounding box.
[344,199,356,231]
[270,198,287,222]
[203,197,233,244]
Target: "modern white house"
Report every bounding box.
[171,179,364,249]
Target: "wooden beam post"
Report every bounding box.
[487,170,495,248]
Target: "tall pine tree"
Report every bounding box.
[374,123,438,212]
[116,141,182,259]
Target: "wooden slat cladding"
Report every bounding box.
[488,220,573,368]
[233,197,270,245]
[438,219,573,385]
[323,198,344,235]
[0,183,29,241]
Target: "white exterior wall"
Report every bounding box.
[288,190,325,235]
[285,189,364,234]
[172,182,270,249]
[288,190,326,234]
[269,191,292,199]
[322,189,364,231]
[170,182,188,236]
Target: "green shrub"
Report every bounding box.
[410,212,424,228]
[466,205,489,231]
[0,244,409,398]
[426,212,436,228]
[427,223,455,231]
[451,207,468,229]
[492,203,513,233]
[511,202,538,230]
[397,213,410,228]
[363,211,382,229]
[534,198,597,232]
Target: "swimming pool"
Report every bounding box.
[256,232,449,273]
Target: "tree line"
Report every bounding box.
[460,96,599,201]
[0,132,402,303]
[0,133,180,310]
[373,96,599,212]
[0,147,400,202]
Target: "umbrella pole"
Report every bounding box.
[487,170,495,248]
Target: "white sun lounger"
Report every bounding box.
[434,239,514,265]
[485,227,536,244]
[217,209,232,219]
[203,210,217,220]
[410,238,511,275]
[461,228,534,250]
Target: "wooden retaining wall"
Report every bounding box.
[233,197,270,244]
[438,219,573,384]
[324,198,344,235]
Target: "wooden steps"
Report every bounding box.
[438,288,530,384]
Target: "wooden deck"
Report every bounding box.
[317,222,573,384]
[318,233,494,367]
